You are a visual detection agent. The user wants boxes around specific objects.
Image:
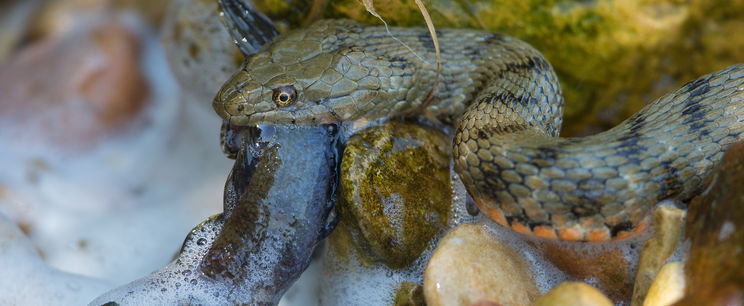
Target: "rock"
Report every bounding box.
[676,141,744,305]
[340,121,452,268]
[535,241,637,303]
[161,0,243,108]
[0,18,149,150]
[534,282,613,306]
[642,262,685,306]
[424,224,539,306]
[393,282,425,306]
[631,204,686,306]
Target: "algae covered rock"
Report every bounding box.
[677,141,744,305]
[393,281,425,306]
[339,120,452,269]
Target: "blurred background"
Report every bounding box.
[0,0,741,304]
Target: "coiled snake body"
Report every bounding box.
[214,18,744,241]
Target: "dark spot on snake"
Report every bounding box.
[681,103,702,116]
[500,56,548,76]
[690,121,706,131]
[617,115,645,158]
[627,114,646,134]
[484,33,509,45]
[505,214,528,227]
[528,221,550,231]
[657,162,684,199]
[417,32,439,51]
[534,147,559,165]
[610,221,634,237]
[478,124,529,137]
[484,176,505,189]
[489,92,530,107]
[477,130,488,139]
[683,76,707,91]
[690,84,711,100]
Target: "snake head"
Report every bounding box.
[214,20,394,126]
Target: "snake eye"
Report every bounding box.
[272,85,297,107]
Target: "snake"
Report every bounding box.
[213,2,744,242]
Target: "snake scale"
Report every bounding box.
[213,10,744,241]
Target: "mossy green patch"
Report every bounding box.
[339,120,451,269]
[393,281,425,306]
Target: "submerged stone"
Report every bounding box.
[423,224,539,306]
[339,120,452,269]
[393,282,425,306]
[534,241,637,303]
[677,141,744,305]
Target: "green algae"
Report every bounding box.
[393,281,426,306]
[339,121,451,269]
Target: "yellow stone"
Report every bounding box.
[423,224,538,306]
[631,204,686,305]
[642,262,685,306]
[535,282,613,306]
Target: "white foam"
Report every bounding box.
[0,212,113,306]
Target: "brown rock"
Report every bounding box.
[536,242,634,303]
[424,224,539,306]
[631,204,686,306]
[0,19,149,150]
[535,282,613,306]
[675,141,744,305]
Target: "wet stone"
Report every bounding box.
[535,282,613,306]
[631,204,685,306]
[340,120,452,269]
[642,261,685,306]
[423,224,539,306]
[676,141,744,305]
[534,242,636,303]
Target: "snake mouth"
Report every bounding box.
[212,70,276,125]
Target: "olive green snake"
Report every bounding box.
[213,19,744,242]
